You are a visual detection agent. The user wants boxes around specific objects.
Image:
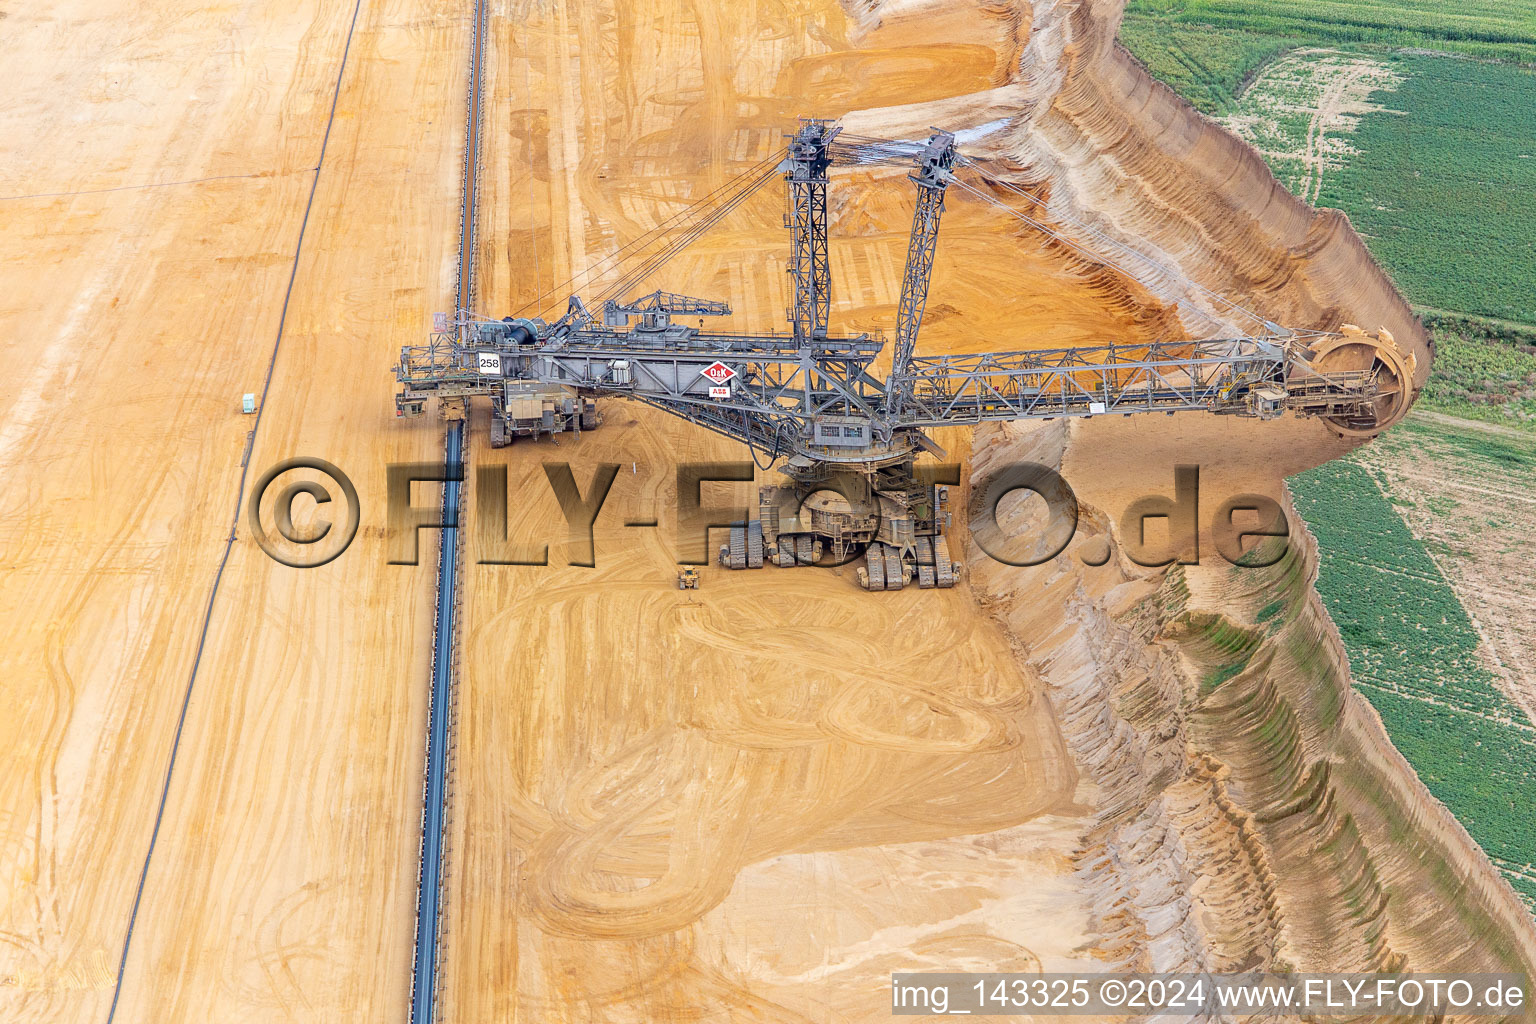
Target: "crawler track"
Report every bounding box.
[407,0,485,1020]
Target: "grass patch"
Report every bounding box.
[1118,19,1301,113]
[1126,1,1536,71]
[1202,660,1249,697]
[1418,322,1536,427]
[1381,410,1536,467]
[1216,49,1405,205]
[1416,314,1536,429]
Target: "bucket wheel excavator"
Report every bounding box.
[396,118,1418,591]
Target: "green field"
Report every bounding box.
[1126,0,1536,916]
[1315,55,1536,325]
[1289,457,1536,910]
[1123,0,1536,111]
[1416,314,1536,427]
[1128,0,1536,51]
[1118,19,1301,113]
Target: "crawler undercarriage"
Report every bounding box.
[718,456,963,590]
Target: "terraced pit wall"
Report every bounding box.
[968,416,1536,979]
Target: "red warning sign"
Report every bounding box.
[700,361,737,385]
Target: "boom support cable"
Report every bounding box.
[513,150,785,320]
[594,159,783,307]
[817,128,1278,338]
[945,172,1268,337]
[399,122,1400,470]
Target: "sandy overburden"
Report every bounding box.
[437,0,1536,1021]
[6,0,1525,1020]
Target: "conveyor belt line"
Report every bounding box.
[407,0,486,1019]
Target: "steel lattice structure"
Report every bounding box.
[396,119,1398,466]
[891,131,956,401]
[785,120,836,342]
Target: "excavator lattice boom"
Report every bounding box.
[395,118,1417,590]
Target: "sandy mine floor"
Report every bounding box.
[2,0,466,1019]
[4,0,1534,1022]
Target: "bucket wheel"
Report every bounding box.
[1309,326,1418,437]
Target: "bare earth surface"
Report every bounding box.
[1219,48,1404,207]
[4,0,1536,1022]
[443,0,1533,1021]
[2,0,465,1019]
[1360,413,1536,729]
